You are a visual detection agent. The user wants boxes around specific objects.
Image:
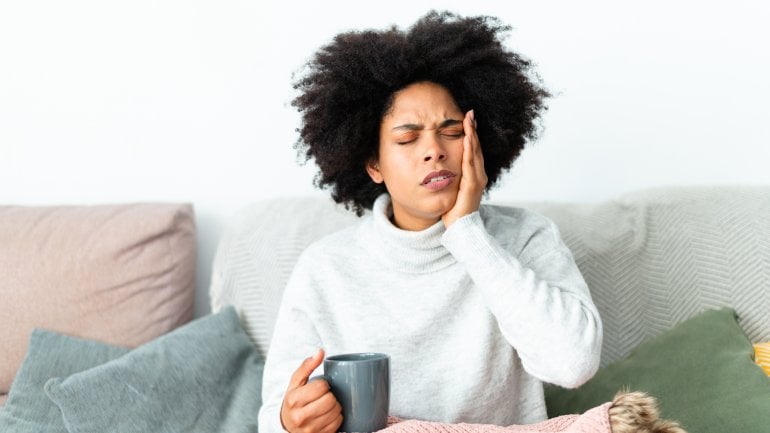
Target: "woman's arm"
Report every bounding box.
[440,109,601,388]
[441,212,603,388]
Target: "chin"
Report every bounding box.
[423,195,457,217]
[390,189,459,223]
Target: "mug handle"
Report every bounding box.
[308,374,331,384]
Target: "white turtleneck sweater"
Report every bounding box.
[258,194,602,433]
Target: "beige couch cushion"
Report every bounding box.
[0,203,196,400]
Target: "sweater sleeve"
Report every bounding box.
[440,210,602,388]
[258,256,324,433]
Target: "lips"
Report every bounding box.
[421,170,457,192]
[421,170,457,185]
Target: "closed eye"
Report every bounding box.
[395,131,418,144]
[441,129,464,139]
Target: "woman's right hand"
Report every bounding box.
[280,349,343,433]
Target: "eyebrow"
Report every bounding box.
[392,118,463,132]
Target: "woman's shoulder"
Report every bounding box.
[480,203,557,236]
[479,204,564,258]
[297,218,367,262]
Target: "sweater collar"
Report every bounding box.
[364,194,455,273]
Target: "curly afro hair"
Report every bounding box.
[292,10,550,215]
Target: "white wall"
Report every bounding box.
[2,0,768,317]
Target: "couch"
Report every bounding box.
[211,185,770,432]
[1,186,768,432]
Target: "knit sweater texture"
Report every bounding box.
[258,194,603,433]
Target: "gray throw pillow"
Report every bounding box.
[0,330,128,433]
[44,306,263,433]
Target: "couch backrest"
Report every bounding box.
[210,186,770,366]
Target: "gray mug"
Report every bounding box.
[315,353,390,433]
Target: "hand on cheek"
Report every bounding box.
[441,109,488,228]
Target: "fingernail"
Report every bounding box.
[469,109,475,121]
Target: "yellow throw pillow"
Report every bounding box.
[755,342,770,376]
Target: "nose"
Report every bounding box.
[423,135,447,162]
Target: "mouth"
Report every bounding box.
[421,170,457,191]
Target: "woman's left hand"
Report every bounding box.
[442,109,488,227]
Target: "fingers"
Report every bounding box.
[282,348,343,433]
[319,409,344,433]
[463,110,482,161]
[282,392,342,433]
[462,109,486,184]
[285,375,332,408]
[288,348,324,391]
[306,391,343,428]
[463,110,474,164]
[442,109,486,228]
[282,385,343,433]
[463,126,474,168]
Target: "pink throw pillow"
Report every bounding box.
[0,203,196,400]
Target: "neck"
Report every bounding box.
[391,205,442,232]
[366,194,455,274]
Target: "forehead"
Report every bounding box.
[384,82,462,122]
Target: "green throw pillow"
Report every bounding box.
[545,308,770,433]
[0,330,128,433]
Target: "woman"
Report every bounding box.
[258,11,603,433]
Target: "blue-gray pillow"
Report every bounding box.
[0,330,128,432]
[44,306,263,433]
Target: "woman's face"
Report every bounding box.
[368,81,466,231]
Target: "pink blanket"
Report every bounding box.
[380,403,613,433]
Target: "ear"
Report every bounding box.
[366,159,384,184]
